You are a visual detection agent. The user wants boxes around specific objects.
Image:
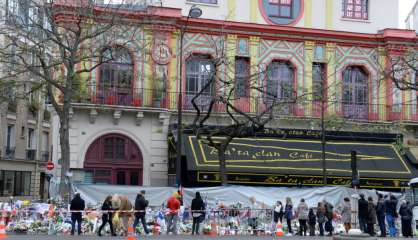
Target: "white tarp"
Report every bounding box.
[74,184,400,208]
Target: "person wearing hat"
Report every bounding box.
[70,192,85,235]
[134,190,150,235]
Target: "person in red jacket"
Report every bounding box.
[166,192,181,235]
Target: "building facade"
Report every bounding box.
[48,0,418,188]
[0,0,52,201]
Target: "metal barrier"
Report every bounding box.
[1,207,358,236]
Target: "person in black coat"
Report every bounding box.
[191,192,205,235]
[376,193,386,237]
[133,190,150,235]
[98,195,115,236]
[367,197,377,236]
[358,193,369,233]
[70,193,85,235]
[399,200,413,237]
[308,208,316,236]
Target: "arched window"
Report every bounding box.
[342,66,368,119]
[99,47,134,105]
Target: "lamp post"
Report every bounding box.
[176,6,202,187]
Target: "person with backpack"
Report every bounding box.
[316,202,326,236]
[98,195,115,237]
[284,197,294,235]
[296,198,309,236]
[133,190,150,235]
[191,192,205,235]
[308,208,316,236]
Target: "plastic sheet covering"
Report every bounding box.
[74,184,400,207]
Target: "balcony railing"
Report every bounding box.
[4,147,15,159]
[74,87,170,108]
[26,149,36,161]
[71,87,418,123]
[41,151,50,162]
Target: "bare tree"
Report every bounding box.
[0,0,155,200]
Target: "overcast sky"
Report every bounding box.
[400,0,416,28]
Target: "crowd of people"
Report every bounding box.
[65,190,415,237]
[268,193,414,237]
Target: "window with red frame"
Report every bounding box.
[268,0,293,18]
[343,0,368,20]
[235,57,250,98]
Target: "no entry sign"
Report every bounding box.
[47,161,54,171]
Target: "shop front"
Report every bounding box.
[177,129,418,190]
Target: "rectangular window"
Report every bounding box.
[187,0,217,4]
[343,0,368,20]
[0,170,31,196]
[42,131,49,161]
[312,63,326,101]
[269,0,293,18]
[186,57,214,95]
[42,131,49,152]
[6,125,15,148]
[235,57,250,98]
[314,45,325,61]
[392,86,402,113]
[27,128,36,149]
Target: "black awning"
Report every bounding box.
[183,135,416,180]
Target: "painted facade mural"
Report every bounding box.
[78,29,417,122]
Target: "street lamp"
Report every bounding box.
[176,6,202,187]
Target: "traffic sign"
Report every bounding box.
[47,161,54,171]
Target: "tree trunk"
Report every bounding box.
[58,103,71,203]
[218,146,227,186]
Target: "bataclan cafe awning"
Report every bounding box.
[183,135,418,189]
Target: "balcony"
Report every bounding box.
[71,87,418,123]
[4,147,15,159]
[26,149,36,161]
[74,87,170,108]
[41,151,50,162]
